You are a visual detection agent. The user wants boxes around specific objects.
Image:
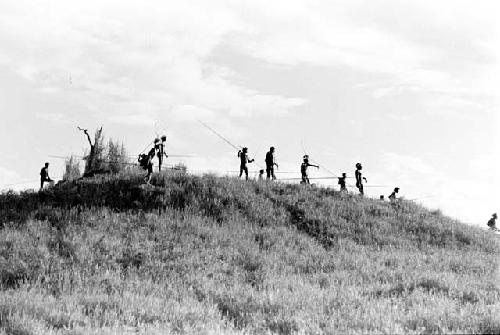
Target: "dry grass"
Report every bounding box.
[0,170,499,334]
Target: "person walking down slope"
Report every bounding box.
[238,147,254,181]
[265,146,279,180]
[389,187,400,202]
[338,172,347,192]
[355,163,367,195]
[40,162,53,189]
[487,213,498,231]
[157,135,169,172]
[301,155,319,184]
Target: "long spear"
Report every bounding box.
[198,120,263,168]
[198,120,241,151]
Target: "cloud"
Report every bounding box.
[224,0,498,115]
[0,0,305,127]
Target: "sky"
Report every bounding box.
[0,0,498,226]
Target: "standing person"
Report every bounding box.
[301,155,319,184]
[338,172,347,192]
[258,169,264,181]
[388,187,400,202]
[40,162,53,189]
[487,213,497,231]
[355,163,367,195]
[145,140,159,183]
[157,135,169,171]
[265,146,279,180]
[238,147,254,180]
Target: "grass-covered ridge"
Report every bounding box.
[1,171,499,334]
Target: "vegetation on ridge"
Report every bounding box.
[0,171,499,334]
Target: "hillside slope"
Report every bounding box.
[1,171,499,334]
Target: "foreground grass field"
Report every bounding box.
[1,171,499,334]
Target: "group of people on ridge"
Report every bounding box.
[237,146,372,196]
[39,139,498,231]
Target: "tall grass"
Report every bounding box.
[0,171,499,334]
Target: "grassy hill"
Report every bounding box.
[0,171,499,334]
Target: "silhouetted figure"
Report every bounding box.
[258,169,264,181]
[389,187,400,202]
[301,155,319,184]
[355,163,367,195]
[157,135,168,171]
[40,162,53,189]
[238,147,254,180]
[380,195,385,200]
[265,146,279,180]
[144,140,159,183]
[338,172,347,192]
[487,213,497,231]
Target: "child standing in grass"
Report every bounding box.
[355,163,367,195]
[338,172,347,192]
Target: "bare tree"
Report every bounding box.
[78,126,104,174]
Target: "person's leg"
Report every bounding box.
[359,184,364,195]
[271,167,276,180]
[40,179,44,190]
[146,164,153,183]
[266,167,271,180]
[239,166,244,178]
[244,167,249,180]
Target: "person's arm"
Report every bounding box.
[363,177,368,182]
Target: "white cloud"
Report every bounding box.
[0,0,305,127]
